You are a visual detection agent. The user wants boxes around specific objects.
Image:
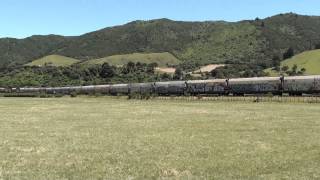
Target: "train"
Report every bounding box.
[1,75,320,96]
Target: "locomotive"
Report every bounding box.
[1,75,320,96]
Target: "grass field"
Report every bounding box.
[26,55,80,67]
[266,49,320,76]
[1,97,320,179]
[83,52,180,67]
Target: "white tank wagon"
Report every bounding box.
[4,75,320,97]
[283,75,320,95]
[154,81,187,95]
[110,84,129,95]
[0,87,7,93]
[228,77,282,95]
[187,79,228,95]
[78,85,95,95]
[94,85,111,94]
[19,87,41,93]
[129,83,154,94]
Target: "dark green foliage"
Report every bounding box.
[100,63,115,78]
[0,62,164,87]
[211,64,268,78]
[173,68,183,80]
[283,47,295,60]
[281,64,307,76]
[271,55,281,71]
[281,66,289,72]
[1,13,320,69]
[315,43,320,49]
[70,91,78,98]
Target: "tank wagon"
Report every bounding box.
[187,79,227,95]
[2,75,320,96]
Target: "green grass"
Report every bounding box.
[82,52,180,67]
[26,55,80,67]
[1,97,320,179]
[266,49,320,76]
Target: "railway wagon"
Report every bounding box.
[0,87,7,93]
[19,87,40,93]
[283,75,320,95]
[94,85,111,94]
[68,86,83,94]
[187,79,227,95]
[52,87,72,94]
[44,87,55,94]
[110,84,129,95]
[129,83,154,94]
[228,77,281,95]
[155,81,187,95]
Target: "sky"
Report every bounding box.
[1,0,320,38]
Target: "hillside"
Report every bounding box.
[265,49,320,76]
[26,55,80,67]
[83,52,180,67]
[1,13,320,69]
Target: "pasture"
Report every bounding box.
[0,97,320,179]
[265,49,320,76]
[83,52,180,67]
[25,55,80,67]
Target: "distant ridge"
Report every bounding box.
[1,13,320,69]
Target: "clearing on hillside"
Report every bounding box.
[1,97,320,179]
[266,49,320,76]
[26,55,80,67]
[194,64,225,73]
[155,67,176,74]
[82,52,180,67]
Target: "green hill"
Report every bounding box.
[265,49,320,76]
[1,13,320,69]
[26,55,80,67]
[83,52,180,67]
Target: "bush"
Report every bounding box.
[283,48,295,60]
[70,92,78,98]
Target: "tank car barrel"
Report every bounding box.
[3,75,320,97]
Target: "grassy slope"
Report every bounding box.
[1,97,320,179]
[82,52,180,67]
[3,14,320,68]
[26,55,80,67]
[266,49,320,76]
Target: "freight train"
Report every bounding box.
[1,75,320,96]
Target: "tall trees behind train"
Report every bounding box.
[0,62,161,87]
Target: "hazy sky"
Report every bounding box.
[1,0,319,38]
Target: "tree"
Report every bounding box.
[283,48,295,60]
[211,68,225,79]
[292,64,298,73]
[160,73,171,81]
[126,62,136,73]
[315,43,320,49]
[272,55,281,71]
[100,63,115,78]
[173,68,183,80]
[146,63,158,74]
[281,65,289,72]
[288,64,298,76]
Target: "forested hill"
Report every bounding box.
[1,13,320,68]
